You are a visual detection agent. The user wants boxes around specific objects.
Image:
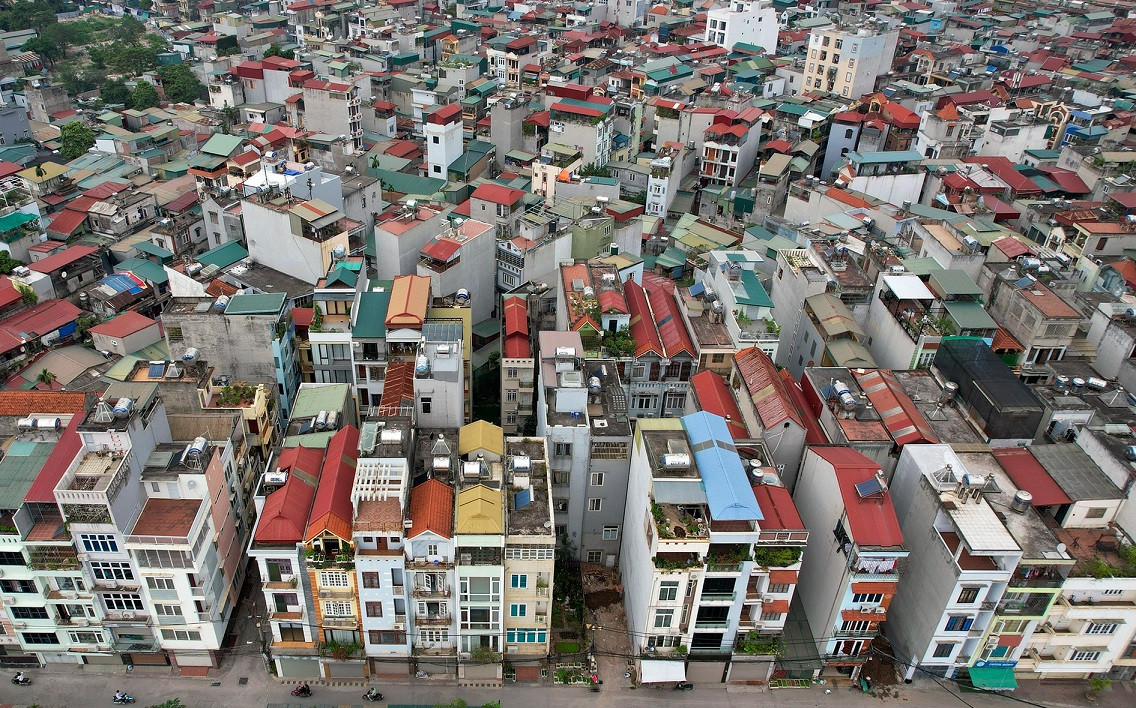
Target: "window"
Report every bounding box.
[362,572,381,589]
[510,574,528,589]
[509,603,527,617]
[1087,622,1119,635]
[21,632,58,645]
[91,562,133,580]
[80,534,118,553]
[11,606,49,620]
[324,601,353,616]
[506,368,518,379]
[368,629,407,644]
[852,593,883,604]
[591,442,628,459]
[711,353,726,363]
[155,604,182,617]
[1086,507,1107,519]
[1071,650,1101,662]
[602,526,619,541]
[993,619,1029,634]
[279,623,305,642]
[427,544,439,556]
[586,550,602,563]
[421,397,432,414]
[654,609,674,628]
[432,136,440,144]
[945,615,973,632]
[505,547,555,560]
[768,583,791,594]
[365,602,383,618]
[956,587,981,604]
[506,390,518,402]
[69,631,105,643]
[588,498,602,512]
[506,628,547,643]
[633,394,656,410]
[166,325,183,342]
[841,620,871,633]
[0,579,36,593]
[320,571,349,588]
[933,642,956,659]
[664,391,686,409]
[161,629,201,641]
[648,635,681,648]
[590,472,605,486]
[554,443,572,457]
[761,611,783,621]
[147,577,175,591]
[104,593,145,611]
[0,551,26,565]
[659,581,679,601]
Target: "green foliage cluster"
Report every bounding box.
[218,384,258,406]
[60,122,95,160]
[158,64,205,104]
[263,43,295,60]
[576,162,612,178]
[130,80,160,110]
[736,631,781,656]
[0,252,24,275]
[1083,544,1136,578]
[752,546,802,568]
[601,325,634,357]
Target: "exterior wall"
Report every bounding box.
[805,29,899,99]
[500,357,535,435]
[92,323,163,358]
[163,309,281,386]
[373,212,445,282]
[705,2,778,52]
[862,281,922,371]
[1028,578,1136,678]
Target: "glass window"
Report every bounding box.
[653,609,673,628]
[659,581,679,602]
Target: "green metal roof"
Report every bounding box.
[901,257,944,276]
[325,267,357,288]
[373,168,446,197]
[472,318,500,338]
[943,300,997,331]
[847,150,923,164]
[198,241,249,269]
[0,441,53,510]
[116,258,168,285]
[930,269,983,297]
[0,211,37,232]
[737,270,773,308]
[290,383,350,420]
[104,354,143,381]
[134,240,175,260]
[656,246,687,269]
[200,133,244,157]
[224,292,286,316]
[352,287,391,339]
[283,431,337,448]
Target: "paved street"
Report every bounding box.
[0,653,1133,708]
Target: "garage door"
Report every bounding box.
[729,659,772,683]
[462,663,500,680]
[277,657,321,678]
[686,660,727,683]
[83,654,123,666]
[326,661,366,678]
[417,661,456,676]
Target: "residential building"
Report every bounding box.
[731,347,810,489]
[417,218,496,323]
[793,446,908,681]
[425,104,464,181]
[886,445,1022,680]
[298,79,365,153]
[549,97,615,168]
[700,250,779,357]
[804,26,899,99]
[240,194,354,287]
[798,293,876,371]
[701,108,765,189]
[373,204,447,282]
[470,183,527,240]
[500,295,534,435]
[986,272,1082,367]
[704,1,778,52]
[535,330,632,564]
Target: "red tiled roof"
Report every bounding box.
[991,326,1024,352]
[0,276,19,309]
[45,209,88,238]
[690,370,748,439]
[826,188,874,209]
[305,426,360,543]
[292,307,314,328]
[421,237,462,262]
[1037,167,1091,195]
[164,190,200,214]
[992,447,1073,506]
[0,161,22,179]
[377,360,414,416]
[1111,192,1136,209]
[853,369,938,447]
[811,446,904,548]
[24,413,83,502]
[409,478,454,539]
[643,273,694,359]
[597,288,628,315]
[0,390,85,417]
[28,244,98,274]
[206,279,238,298]
[503,297,530,358]
[83,182,129,200]
[781,370,828,445]
[303,78,352,93]
[230,150,260,167]
[734,347,804,431]
[88,311,157,338]
[961,157,1040,194]
[253,446,325,544]
[0,299,82,354]
[752,483,805,531]
[471,183,525,206]
[991,236,1033,259]
[624,278,664,358]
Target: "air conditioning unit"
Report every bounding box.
[122,611,136,620]
[874,607,886,614]
[460,554,472,563]
[393,622,405,630]
[2,597,15,605]
[12,622,25,629]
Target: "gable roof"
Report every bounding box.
[458,420,504,457]
[734,347,804,431]
[810,446,904,548]
[455,484,504,534]
[682,411,762,522]
[991,447,1074,506]
[853,369,939,447]
[624,278,665,358]
[408,478,455,539]
[385,274,430,328]
[643,273,695,358]
[304,426,360,543]
[690,370,749,439]
[471,182,525,206]
[254,445,325,545]
[28,245,98,274]
[87,311,157,339]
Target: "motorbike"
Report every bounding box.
[112,696,136,705]
[291,684,312,698]
[363,688,385,701]
[674,681,694,692]
[414,670,429,679]
[11,675,30,686]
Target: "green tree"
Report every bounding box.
[35,369,56,387]
[217,45,241,57]
[0,1,58,32]
[111,15,146,43]
[20,288,37,305]
[21,35,62,67]
[263,43,295,60]
[577,162,612,178]
[131,80,161,110]
[145,701,187,708]
[100,79,132,106]
[59,122,96,160]
[158,64,204,104]
[138,0,154,9]
[0,252,22,275]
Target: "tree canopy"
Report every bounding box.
[263,43,295,60]
[158,65,204,104]
[100,79,132,107]
[60,122,96,160]
[131,80,161,110]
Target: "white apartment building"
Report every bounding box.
[805,27,899,99]
[417,218,497,324]
[794,446,908,681]
[887,445,1022,680]
[621,413,805,684]
[704,1,778,52]
[645,142,694,218]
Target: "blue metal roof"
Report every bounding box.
[681,412,762,522]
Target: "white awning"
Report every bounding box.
[883,274,934,300]
[640,659,687,683]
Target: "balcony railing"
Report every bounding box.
[323,614,357,629]
[700,591,736,603]
[417,613,451,625]
[693,619,730,629]
[412,586,451,598]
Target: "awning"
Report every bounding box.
[640,659,686,683]
[966,666,1017,691]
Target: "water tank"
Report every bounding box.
[455,288,470,304]
[315,410,329,430]
[1126,446,1136,462]
[213,295,230,311]
[380,428,402,444]
[583,286,595,297]
[113,398,134,418]
[1054,375,1070,392]
[1087,377,1107,391]
[1020,257,1042,270]
[962,473,986,488]
[182,348,200,363]
[1011,490,1033,513]
[188,436,207,455]
[941,381,959,403]
[332,244,347,260]
[36,417,61,430]
[415,354,430,376]
[588,376,602,391]
[16,417,36,430]
[833,381,857,411]
[326,410,339,430]
[555,346,577,358]
[78,292,90,305]
[962,236,980,251]
[1072,377,1086,391]
[265,469,288,485]
[662,453,690,468]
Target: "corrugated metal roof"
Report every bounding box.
[681,412,762,522]
[455,484,504,535]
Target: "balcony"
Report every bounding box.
[56,450,131,507]
[417,613,451,625]
[318,587,354,599]
[323,614,358,629]
[700,591,736,603]
[412,585,451,599]
[112,639,157,653]
[693,619,730,630]
[997,595,1053,616]
[409,557,453,568]
[156,615,187,626]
